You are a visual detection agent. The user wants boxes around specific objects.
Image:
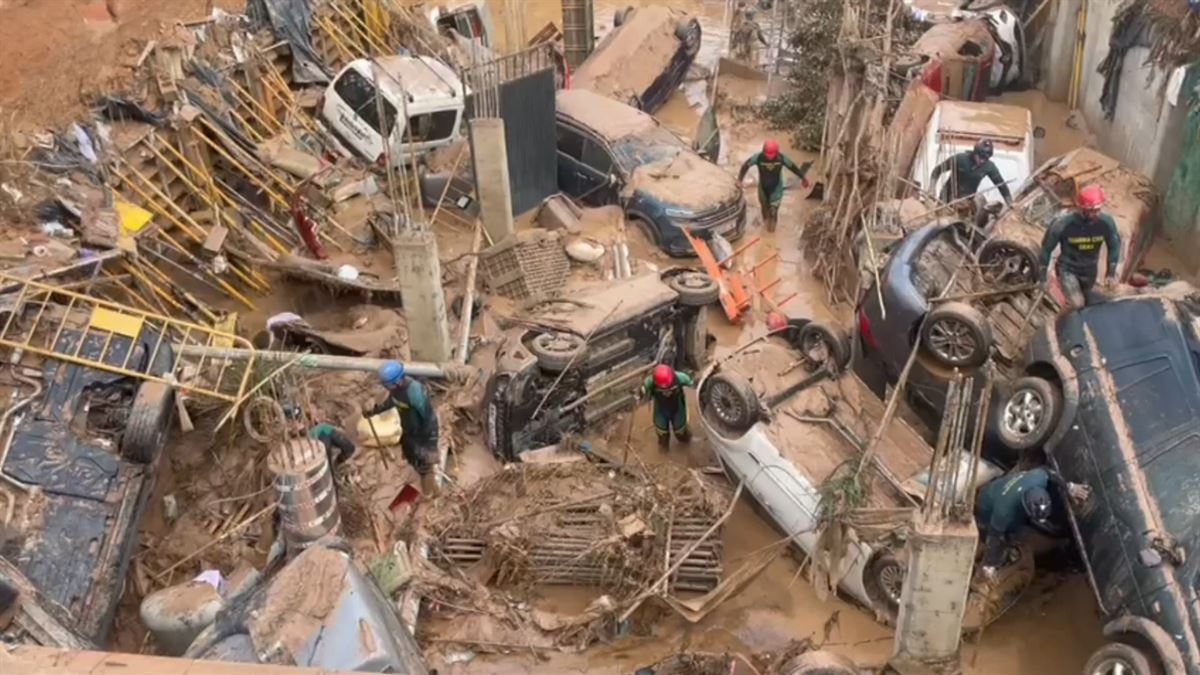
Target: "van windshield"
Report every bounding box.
[407,110,457,143]
[334,68,398,136]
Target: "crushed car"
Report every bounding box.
[698,321,1013,627]
[555,88,745,257]
[999,290,1200,675]
[901,2,1025,98]
[0,322,174,644]
[485,270,717,461]
[321,55,468,166]
[909,99,1035,208]
[573,5,702,114]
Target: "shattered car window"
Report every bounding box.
[333,68,398,136]
[611,127,685,172]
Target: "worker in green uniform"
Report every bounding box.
[737,139,812,232]
[309,422,356,468]
[975,466,1090,577]
[929,139,1013,206]
[364,360,439,481]
[642,364,694,451]
[1039,185,1121,309]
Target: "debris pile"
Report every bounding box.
[411,462,733,653]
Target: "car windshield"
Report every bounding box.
[610,127,686,173]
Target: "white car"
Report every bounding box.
[699,322,1007,625]
[321,55,468,166]
[909,99,1035,208]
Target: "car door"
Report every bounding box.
[555,122,612,203]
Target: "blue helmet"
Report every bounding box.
[378,360,405,385]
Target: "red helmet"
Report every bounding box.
[653,364,675,388]
[763,139,779,159]
[1077,185,1106,210]
[766,311,787,332]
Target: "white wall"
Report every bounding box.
[1037,0,1188,191]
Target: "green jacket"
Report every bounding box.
[738,152,810,199]
[1039,210,1121,281]
[931,151,1012,203]
[643,370,695,403]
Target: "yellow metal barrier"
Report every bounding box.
[0,273,256,404]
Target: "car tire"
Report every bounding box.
[1083,642,1158,675]
[530,332,585,373]
[998,376,1062,451]
[797,321,851,371]
[668,271,719,306]
[613,6,633,27]
[682,308,708,370]
[122,381,174,464]
[864,549,905,624]
[629,216,660,247]
[703,372,759,434]
[979,239,1039,285]
[675,19,701,55]
[920,302,992,369]
[777,651,858,675]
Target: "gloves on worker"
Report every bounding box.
[1067,482,1092,505]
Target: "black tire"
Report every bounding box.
[864,549,906,623]
[979,239,1039,285]
[675,19,701,55]
[613,6,632,27]
[778,651,858,675]
[530,332,585,372]
[681,309,708,370]
[630,216,659,247]
[1082,642,1158,675]
[921,301,992,368]
[702,372,759,434]
[121,381,174,464]
[998,376,1062,451]
[667,271,719,306]
[797,321,851,371]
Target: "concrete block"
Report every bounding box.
[889,520,978,675]
[393,229,454,362]
[470,118,515,244]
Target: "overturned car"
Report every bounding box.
[485,270,717,461]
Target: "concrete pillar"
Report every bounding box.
[392,229,454,362]
[469,118,515,243]
[888,520,978,675]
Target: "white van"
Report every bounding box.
[910,100,1034,208]
[321,55,468,166]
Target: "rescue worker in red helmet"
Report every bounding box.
[641,364,695,451]
[737,139,812,232]
[1038,184,1121,309]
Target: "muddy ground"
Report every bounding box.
[0,0,1115,672]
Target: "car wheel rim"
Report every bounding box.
[1091,657,1137,675]
[878,562,905,604]
[1003,389,1044,437]
[709,382,745,425]
[678,274,712,291]
[983,246,1033,283]
[538,333,581,355]
[928,318,976,364]
[801,333,831,365]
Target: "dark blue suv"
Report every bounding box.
[555,88,745,257]
[1010,293,1200,675]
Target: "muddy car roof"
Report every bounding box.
[370,55,464,100]
[556,88,659,140]
[572,6,688,107]
[912,20,995,59]
[936,100,1030,144]
[533,273,678,336]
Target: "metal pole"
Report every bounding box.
[174,344,467,380]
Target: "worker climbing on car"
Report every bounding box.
[731,9,768,65]
[738,139,812,232]
[642,364,694,451]
[365,360,440,492]
[1039,185,1122,310]
[975,466,1091,578]
[929,139,1013,207]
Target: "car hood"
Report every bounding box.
[625,152,740,214]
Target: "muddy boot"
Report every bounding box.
[657,432,671,452]
[765,213,777,232]
[421,471,439,497]
[675,429,692,444]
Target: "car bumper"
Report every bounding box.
[661,206,748,258]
